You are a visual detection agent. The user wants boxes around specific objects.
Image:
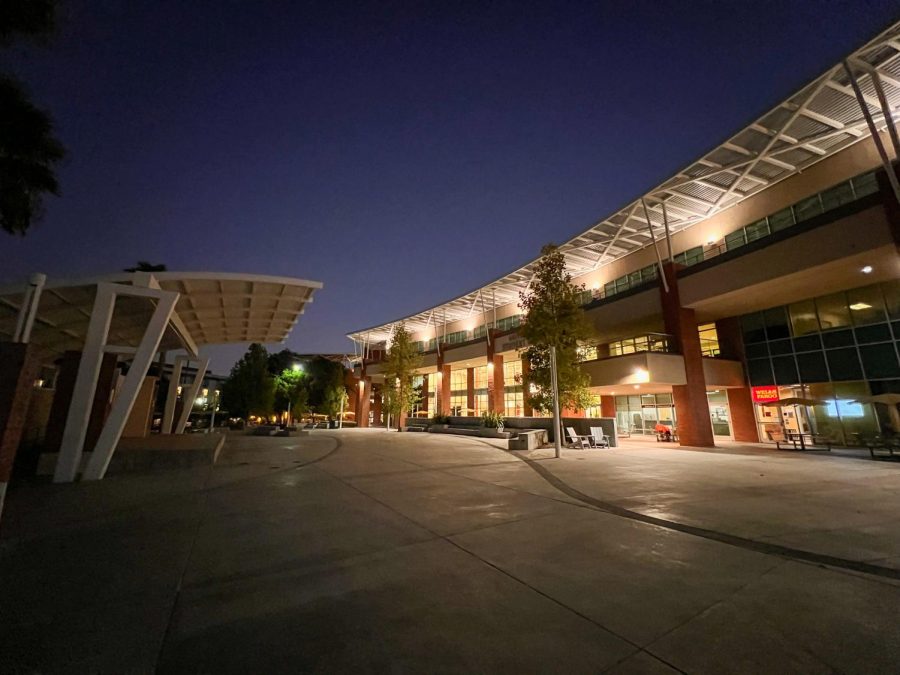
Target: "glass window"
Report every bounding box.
[816,292,851,331]
[450,369,467,392]
[742,312,766,344]
[503,360,522,387]
[820,181,855,211]
[794,194,823,222]
[604,281,616,298]
[826,348,863,381]
[851,171,879,197]
[796,351,829,383]
[764,307,790,340]
[847,285,886,326]
[792,334,822,353]
[473,365,488,389]
[883,280,900,320]
[859,344,900,379]
[748,358,774,386]
[768,207,795,231]
[746,342,769,359]
[822,329,855,348]
[855,324,891,344]
[768,339,793,356]
[697,323,720,357]
[789,300,820,336]
[744,219,770,242]
[772,355,799,385]
[725,230,746,251]
[504,390,523,417]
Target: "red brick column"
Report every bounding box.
[600,395,616,418]
[44,351,118,453]
[373,384,384,426]
[715,317,760,442]
[0,343,39,513]
[439,365,451,415]
[660,263,715,447]
[421,374,429,416]
[466,368,475,416]
[357,378,371,428]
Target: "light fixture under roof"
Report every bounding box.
[861,265,873,274]
[850,302,872,311]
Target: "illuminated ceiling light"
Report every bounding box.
[633,384,640,390]
[849,302,872,311]
[861,265,873,274]
[592,281,601,291]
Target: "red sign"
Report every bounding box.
[751,386,780,404]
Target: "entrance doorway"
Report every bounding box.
[707,390,732,438]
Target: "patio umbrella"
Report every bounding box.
[771,397,826,406]
[854,394,900,432]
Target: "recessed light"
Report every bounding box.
[850,302,872,311]
[861,265,873,274]
[633,385,640,389]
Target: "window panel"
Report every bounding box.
[789,300,820,336]
[742,312,766,344]
[820,181,855,211]
[792,334,822,353]
[725,230,746,251]
[772,355,799,385]
[847,285,886,326]
[822,329,855,348]
[763,307,790,340]
[826,348,863,381]
[794,194,823,222]
[768,339,793,356]
[744,219,770,242]
[748,358,774,386]
[859,344,900,379]
[854,323,891,344]
[851,171,878,197]
[768,207,795,231]
[816,292,851,331]
[796,352,829,383]
[745,342,769,359]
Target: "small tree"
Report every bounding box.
[519,244,595,418]
[382,322,422,431]
[221,343,275,420]
[274,367,307,423]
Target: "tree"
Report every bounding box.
[221,344,275,419]
[519,244,596,416]
[1,1,65,236]
[274,367,308,422]
[124,262,167,272]
[305,356,347,420]
[381,322,422,431]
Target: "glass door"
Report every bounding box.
[707,390,731,437]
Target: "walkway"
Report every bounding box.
[1,430,899,673]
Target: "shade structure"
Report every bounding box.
[0,271,323,360]
[771,397,826,407]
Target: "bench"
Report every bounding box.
[773,432,831,451]
[867,439,900,460]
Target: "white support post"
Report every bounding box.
[174,357,208,434]
[162,356,186,434]
[54,284,117,483]
[83,290,178,480]
[843,59,900,206]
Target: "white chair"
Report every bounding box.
[590,426,609,448]
[566,426,591,449]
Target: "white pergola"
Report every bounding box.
[0,271,322,482]
[348,19,900,349]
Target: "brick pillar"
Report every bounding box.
[600,395,616,418]
[660,263,714,447]
[715,317,760,442]
[485,340,505,416]
[1,343,39,515]
[43,351,118,454]
[421,374,429,416]
[521,356,534,417]
[466,368,475,416]
[357,378,371,428]
[436,347,451,415]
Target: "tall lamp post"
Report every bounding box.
[550,346,562,458]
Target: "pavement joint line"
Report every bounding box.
[452,437,900,582]
[311,440,651,656]
[153,435,344,671]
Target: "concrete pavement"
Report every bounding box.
[2,429,899,673]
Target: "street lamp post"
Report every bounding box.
[550,345,562,458]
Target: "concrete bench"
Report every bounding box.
[508,429,547,450]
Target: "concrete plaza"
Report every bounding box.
[2,430,900,673]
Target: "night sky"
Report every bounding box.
[3,0,898,373]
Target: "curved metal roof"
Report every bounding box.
[348,19,900,345]
[0,271,322,359]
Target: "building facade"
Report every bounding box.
[348,24,900,446]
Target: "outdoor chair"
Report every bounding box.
[566,426,592,449]
[589,426,609,448]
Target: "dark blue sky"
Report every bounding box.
[3,0,898,372]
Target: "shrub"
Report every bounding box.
[431,413,451,425]
[481,411,505,428]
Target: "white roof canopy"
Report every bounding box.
[349,19,900,345]
[0,271,323,361]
